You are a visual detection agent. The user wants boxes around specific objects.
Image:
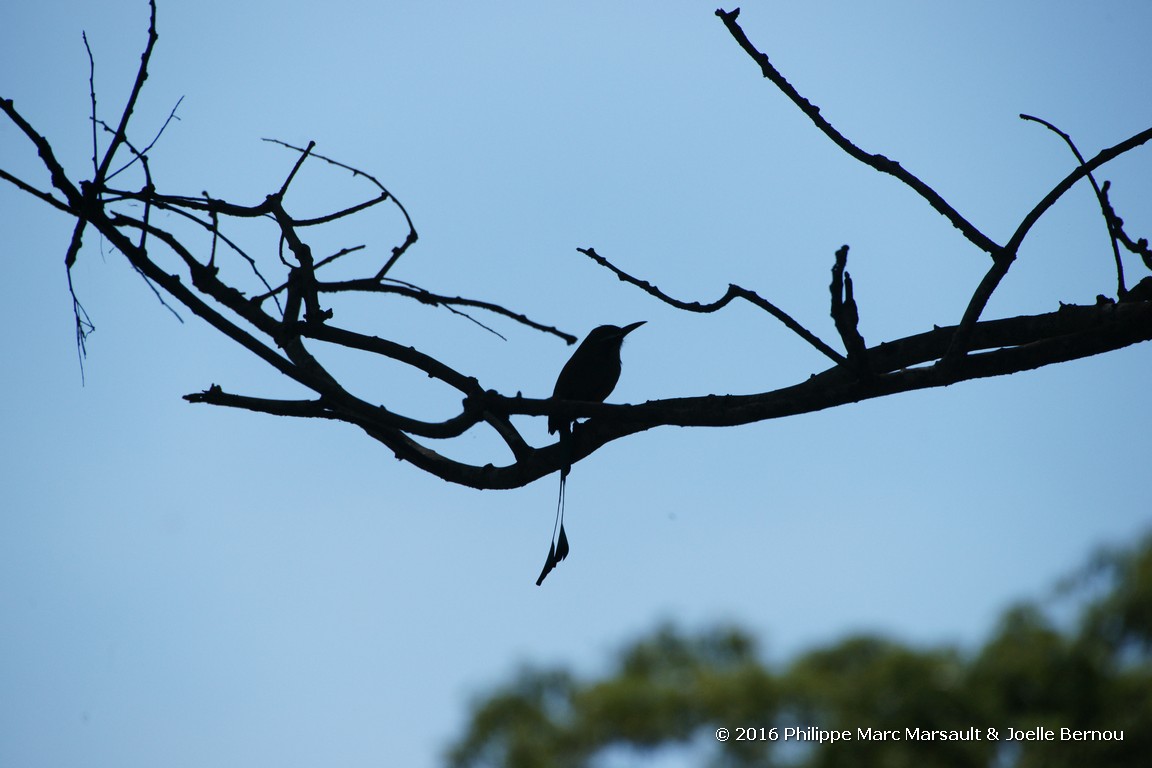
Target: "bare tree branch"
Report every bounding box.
[0,168,70,212]
[92,0,158,188]
[714,7,1001,256]
[263,137,420,276]
[1101,182,1152,276]
[1020,113,1126,296]
[578,246,844,364]
[943,125,1152,370]
[2,2,1150,493]
[829,245,869,378]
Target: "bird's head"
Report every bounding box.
[586,320,645,346]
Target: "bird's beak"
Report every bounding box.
[620,321,646,337]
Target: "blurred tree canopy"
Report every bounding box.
[446,533,1152,767]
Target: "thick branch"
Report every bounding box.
[295,323,532,457]
[355,300,1152,489]
[97,215,305,384]
[0,99,83,208]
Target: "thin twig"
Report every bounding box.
[109,189,282,309]
[83,32,98,177]
[715,7,1001,257]
[579,246,844,363]
[1006,127,1152,255]
[0,168,71,212]
[107,96,183,182]
[126,156,182,323]
[92,0,157,187]
[263,137,420,276]
[294,193,391,227]
[66,265,94,384]
[943,125,1152,369]
[313,244,366,270]
[1021,113,1125,296]
[1101,182,1152,272]
[277,139,315,197]
[315,278,577,343]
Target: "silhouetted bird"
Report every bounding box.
[548,321,647,436]
[537,321,645,585]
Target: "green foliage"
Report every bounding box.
[446,533,1152,767]
[787,638,990,768]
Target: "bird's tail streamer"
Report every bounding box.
[535,461,570,586]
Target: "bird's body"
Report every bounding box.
[548,321,646,435]
[537,321,644,586]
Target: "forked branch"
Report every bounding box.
[2,3,1151,491]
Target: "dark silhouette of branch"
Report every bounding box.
[0,166,69,212]
[93,0,157,189]
[712,6,1152,377]
[714,7,1001,257]
[578,246,844,364]
[1003,128,1152,257]
[2,2,1151,493]
[263,137,419,277]
[83,31,98,177]
[943,125,1152,370]
[1101,182,1152,278]
[830,245,870,378]
[312,279,576,343]
[1020,113,1126,296]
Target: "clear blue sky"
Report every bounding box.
[2,2,1150,767]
